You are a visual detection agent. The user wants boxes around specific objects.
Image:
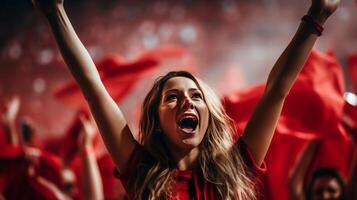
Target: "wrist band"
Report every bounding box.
[301,15,324,36]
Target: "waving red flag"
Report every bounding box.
[54,46,187,110]
[44,114,83,162]
[54,55,158,110]
[224,49,345,139]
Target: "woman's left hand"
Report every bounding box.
[309,0,340,23]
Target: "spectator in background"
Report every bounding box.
[288,126,357,200]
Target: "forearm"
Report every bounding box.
[4,121,19,146]
[241,18,326,165]
[81,146,104,200]
[44,5,103,97]
[266,13,327,97]
[36,176,71,200]
[40,3,136,170]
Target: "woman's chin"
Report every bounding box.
[180,138,201,149]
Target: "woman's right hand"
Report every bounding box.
[32,0,63,15]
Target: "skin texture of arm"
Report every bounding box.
[32,0,136,172]
[287,140,320,200]
[241,0,340,166]
[36,176,71,200]
[2,97,20,146]
[79,116,104,200]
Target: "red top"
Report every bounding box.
[114,138,266,199]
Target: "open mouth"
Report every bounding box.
[177,115,198,134]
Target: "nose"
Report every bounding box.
[181,95,194,110]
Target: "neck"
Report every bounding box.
[169,146,200,171]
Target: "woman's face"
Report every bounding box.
[158,77,209,151]
[312,176,342,200]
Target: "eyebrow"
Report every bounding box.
[163,88,201,94]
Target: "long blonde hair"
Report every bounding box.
[127,71,257,199]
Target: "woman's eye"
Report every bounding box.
[166,94,177,101]
[192,93,202,99]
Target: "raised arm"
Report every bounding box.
[287,140,320,200]
[242,0,340,165]
[1,97,21,146]
[78,115,104,200]
[32,0,136,171]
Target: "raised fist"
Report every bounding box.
[309,0,340,22]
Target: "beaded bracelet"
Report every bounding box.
[301,15,324,36]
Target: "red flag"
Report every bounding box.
[54,55,158,110]
[347,53,357,93]
[43,111,102,164]
[224,49,346,139]
[263,133,311,200]
[54,46,187,109]
[97,154,125,199]
[44,112,83,161]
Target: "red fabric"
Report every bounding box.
[44,111,103,165]
[0,145,63,200]
[222,49,353,200]
[53,55,158,110]
[343,102,357,142]
[224,49,346,139]
[261,129,353,200]
[348,53,357,93]
[53,46,187,110]
[44,112,84,162]
[97,154,124,199]
[0,123,6,146]
[262,133,310,200]
[114,139,266,199]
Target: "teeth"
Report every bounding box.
[181,127,194,134]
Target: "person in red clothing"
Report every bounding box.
[288,139,357,200]
[33,0,340,199]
